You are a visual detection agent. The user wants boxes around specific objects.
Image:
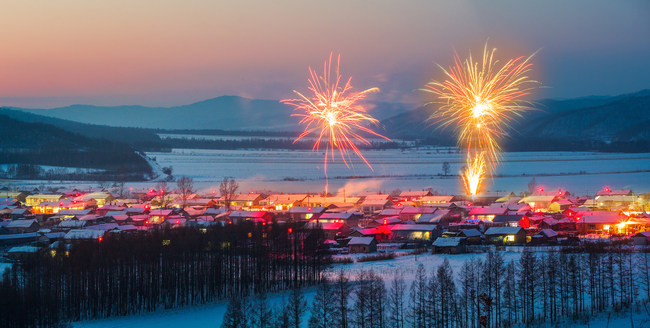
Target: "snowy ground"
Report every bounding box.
[72,251,650,328]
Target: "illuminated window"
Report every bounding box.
[305,213,313,219]
[603,225,610,230]
[162,239,171,246]
[506,235,515,242]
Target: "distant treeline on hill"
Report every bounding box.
[163,137,408,150]
[0,115,153,180]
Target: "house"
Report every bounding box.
[5,219,40,233]
[594,191,637,211]
[390,224,441,241]
[415,210,454,225]
[492,215,529,228]
[228,210,273,224]
[148,209,174,224]
[64,229,105,242]
[533,229,559,244]
[432,237,467,254]
[76,192,114,207]
[221,193,263,210]
[519,195,558,212]
[360,198,393,215]
[467,207,508,222]
[25,194,63,207]
[484,227,527,245]
[399,206,436,221]
[398,190,432,203]
[575,211,626,235]
[288,206,327,221]
[633,231,650,245]
[260,194,308,210]
[9,208,31,220]
[0,232,40,246]
[317,212,363,227]
[7,246,40,260]
[548,199,574,213]
[458,229,482,244]
[0,191,28,203]
[421,195,457,205]
[303,221,350,239]
[57,209,93,219]
[348,237,377,253]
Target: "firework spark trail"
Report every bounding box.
[424,44,538,196]
[281,53,390,194]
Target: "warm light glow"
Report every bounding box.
[282,53,390,193]
[424,43,538,195]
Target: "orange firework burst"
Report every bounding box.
[281,53,390,192]
[424,44,539,196]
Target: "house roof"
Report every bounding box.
[596,189,632,196]
[433,237,465,247]
[485,227,524,235]
[399,190,431,198]
[538,229,558,238]
[58,209,92,216]
[288,206,327,214]
[8,246,40,253]
[320,212,356,220]
[304,222,346,231]
[64,229,105,240]
[519,195,557,204]
[229,210,269,218]
[459,229,482,237]
[391,224,438,231]
[149,209,173,216]
[416,210,451,224]
[6,219,37,228]
[493,215,525,223]
[468,207,507,216]
[421,195,455,203]
[58,220,87,228]
[263,194,308,204]
[374,216,401,225]
[348,237,376,246]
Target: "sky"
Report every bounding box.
[0,0,648,108]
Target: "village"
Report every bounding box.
[2,180,650,261]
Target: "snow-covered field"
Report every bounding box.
[144,149,650,195]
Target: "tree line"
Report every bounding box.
[222,244,650,328]
[0,222,330,328]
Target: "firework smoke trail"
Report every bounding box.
[281,53,390,194]
[424,43,539,196]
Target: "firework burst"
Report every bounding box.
[282,53,390,193]
[424,44,539,196]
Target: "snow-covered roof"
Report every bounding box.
[538,229,558,238]
[304,222,345,231]
[8,246,40,253]
[468,207,507,216]
[485,227,524,235]
[319,212,356,220]
[348,237,376,246]
[6,219,37,228]
[459,229,482,237]
[58,220,87,228]
[289,206,326,214]
[229,210,269,218]
[391,224,437,231]
[64,229,105,240]
[433,237,464,247]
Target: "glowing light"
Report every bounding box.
[282,53,390,193]
[424,43,538,196]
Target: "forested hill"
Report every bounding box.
[0,115,152,180]
[0,107,168,151]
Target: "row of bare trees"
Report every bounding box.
[226,246,650,328]
[0,222,329,328]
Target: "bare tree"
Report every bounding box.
[220,177,239,211]
[442,162,451,176]
[156,181,171,207]
[176,176,194,209]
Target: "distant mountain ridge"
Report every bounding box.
[380,89,650,148]
[7,96,413,131]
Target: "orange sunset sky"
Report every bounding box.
[0,0,648,108]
